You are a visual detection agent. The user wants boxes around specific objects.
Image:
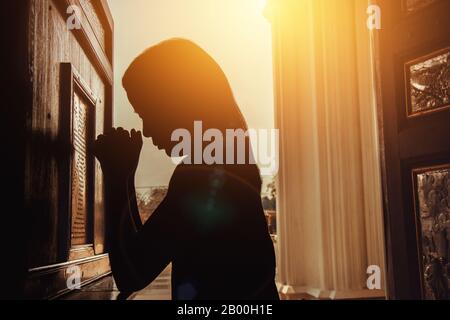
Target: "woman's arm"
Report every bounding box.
[104,176,143,292]
[105,175,174,292]
[127,176,143,232]
[94,128,172,293]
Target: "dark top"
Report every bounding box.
[129,163,279,300]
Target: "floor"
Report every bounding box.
[63,265,172,300]
[129,267,172,300]
[62,267,385,300]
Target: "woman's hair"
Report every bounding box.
[122,38,248,133]
[123,38,261,191]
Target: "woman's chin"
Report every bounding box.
[162,148,171,156]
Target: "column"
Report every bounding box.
[266,0,386,299]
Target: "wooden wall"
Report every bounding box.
[14,0,114,298]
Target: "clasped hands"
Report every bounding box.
[93,128,143,183]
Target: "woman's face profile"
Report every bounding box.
[122,39,246,161]
[130,95,177,156]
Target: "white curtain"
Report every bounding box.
[266,0,386,299]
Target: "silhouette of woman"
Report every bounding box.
[93,39,279,300]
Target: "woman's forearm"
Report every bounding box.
[104,176,144,291]
[93,128,146,292]
[127,175,143,231]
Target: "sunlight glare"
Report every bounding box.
[258,0,268,12]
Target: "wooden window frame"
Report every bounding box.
[60,63,97,261]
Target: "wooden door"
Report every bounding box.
[22,0,114,299]
[376,0,450,299]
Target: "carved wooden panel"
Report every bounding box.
[405,47,450,117]
[71,92,89,245]
[403,0,439,13]
[413,165,450,300]
[376,0,450,300]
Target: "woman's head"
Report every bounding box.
[122,38,247,153]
